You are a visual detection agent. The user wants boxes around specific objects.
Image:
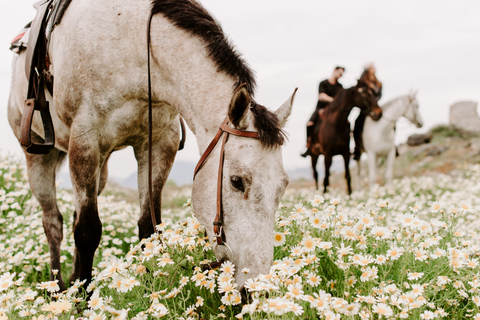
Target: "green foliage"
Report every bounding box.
[429,125,464,139]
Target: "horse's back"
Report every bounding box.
[49,0,181,151]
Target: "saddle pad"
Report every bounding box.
[10,24,31,53]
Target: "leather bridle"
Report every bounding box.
[193,116,259,248]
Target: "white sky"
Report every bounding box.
[1,1,479,179]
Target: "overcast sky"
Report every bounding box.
[1,1,479,179]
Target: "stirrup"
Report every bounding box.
[20,98,55,154]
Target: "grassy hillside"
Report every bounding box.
[292,125,480,192]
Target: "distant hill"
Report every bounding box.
[58,157,346,190]
[115,160,195,189]
[56,124,480,196]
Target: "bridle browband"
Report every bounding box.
[193,116,259,249]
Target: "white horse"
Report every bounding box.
[8,0,296,290]
[356,92,423,190]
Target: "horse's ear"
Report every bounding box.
[275,88,298,127]
[228,84,251,129]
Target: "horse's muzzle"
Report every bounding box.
[370,110,382,121]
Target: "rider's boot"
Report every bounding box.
[301,125,314,158]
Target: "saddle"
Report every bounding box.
[12,0,72,154]
[13,0,186,154]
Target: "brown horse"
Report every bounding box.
[308,80,382,194]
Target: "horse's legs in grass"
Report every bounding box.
[25,148,67,291]
[311,154,319,190]
[134,122,179,240]
[385,147,396,185]
[69,153,109,286]
[68,138,104,287]
[355,159,362,191]
[367,151,377,191]
[343,152,352,195]
[323,154,333,194]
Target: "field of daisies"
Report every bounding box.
[2,151,480,320]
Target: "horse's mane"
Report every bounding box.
[151,0,285,149]
[151,0,256,96]
[323,87,347,115]
[250,103,286,149]
[381,94,411,111]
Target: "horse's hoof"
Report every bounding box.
[301,150,310,158]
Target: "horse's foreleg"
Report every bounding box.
[355,158,362,191]
[311,155,319,190]
[367,152,377,191]
[98,153,111,195]
[323,155,333,194]
[68,139,103,286]
[343,153,352,195]
[385,147,396,185]
[25,148,67,290]
[134,127,179,239]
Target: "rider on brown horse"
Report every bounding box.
[301,66,345,157]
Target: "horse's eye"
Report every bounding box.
[230,176,245,192]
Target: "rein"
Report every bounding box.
[193,116,259,249]
[147,11,157,229]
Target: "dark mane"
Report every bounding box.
[250,103,286,149]
[324,87,347,114]
[151,0,256,96]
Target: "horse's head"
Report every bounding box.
[405,90,423,128]
[192,85,296,289]
[355,80,382,121]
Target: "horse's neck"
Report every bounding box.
[328,89,354,124]
[150,17,238,153]
[382,96,409,122]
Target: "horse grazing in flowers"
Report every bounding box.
[8,0,296,290]
[356,91,423,190]
[308,80,382,194]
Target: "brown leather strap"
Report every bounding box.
[147,11,157,230]
[193,117,229,178]
[214,132,228,245]
[21,0,56,155]
[194,118,259,178]
[193,116,259,247]
[220,122,259,138]
[201,260,223,271]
